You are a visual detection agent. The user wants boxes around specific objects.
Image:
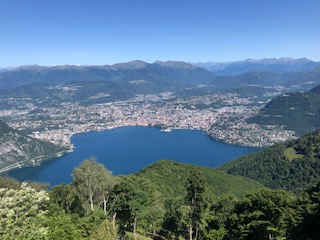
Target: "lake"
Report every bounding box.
[9,126,262,186]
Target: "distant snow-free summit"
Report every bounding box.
[193,58,320,75]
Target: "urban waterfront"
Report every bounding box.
[9,126,262,186]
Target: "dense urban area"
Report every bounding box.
[0,89,296,152]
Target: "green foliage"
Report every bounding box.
[90,218,119,240]
[135,160,265,199]
[0,183,49,240]
[284,147,304,161]
[124,231,153,240]
[288,182,320,239]
[183,170,208,240]
[219,130,320,192]
[72,157,115,213]
[5,158,320,240]
[49,184,83,215]
[225,189,294,240]
[73,210,106,238]
[111,176,164,236]
[131,161,263,239]
[45,210,81,240]
[248,86,320,136]
[0,176,21,189]
[203,195,237,239]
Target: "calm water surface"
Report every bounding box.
[9,126,261,186]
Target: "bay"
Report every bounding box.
[9,126,261,186]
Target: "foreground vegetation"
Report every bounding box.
[1,157,320,239]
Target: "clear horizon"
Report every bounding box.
[1,57,319,69]
[1,0,320,67]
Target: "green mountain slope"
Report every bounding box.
[134,160,265,199]
[0,120,67,173]
[218,130,320,192]
[248,84,320,135]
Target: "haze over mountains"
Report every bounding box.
[0,61,214,90]
[194,57,320,75]
[1,58,320,106]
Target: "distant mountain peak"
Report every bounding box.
[112,60,147,70]
[193,58,320,75]
[154,60,195,68]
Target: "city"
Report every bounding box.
[0,91,296,152]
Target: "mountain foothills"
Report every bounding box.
[219,130,320,192]
[1,158,319,240]
[248,83,320,135]
[0,120,67,173]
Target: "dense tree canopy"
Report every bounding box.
[1,156,320,239]
[0,183,49,240]
[219,130,320,192]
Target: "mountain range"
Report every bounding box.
[0,61,218,104]
[193,57,320,75]
[0,61,215,91]
[1,59,320,106]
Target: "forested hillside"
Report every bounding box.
[1,158,319,240]
[134,160,264,198]
[219,130,320,192]
[0,120,67,172]
[248,84,320,136]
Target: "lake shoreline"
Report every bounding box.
[8,126,262,185]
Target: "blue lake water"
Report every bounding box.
[9,126,262,186]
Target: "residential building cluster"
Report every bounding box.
[1,92,296,150]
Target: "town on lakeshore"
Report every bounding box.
[0,90,295,153]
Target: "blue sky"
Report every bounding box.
[0,0,319,67]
